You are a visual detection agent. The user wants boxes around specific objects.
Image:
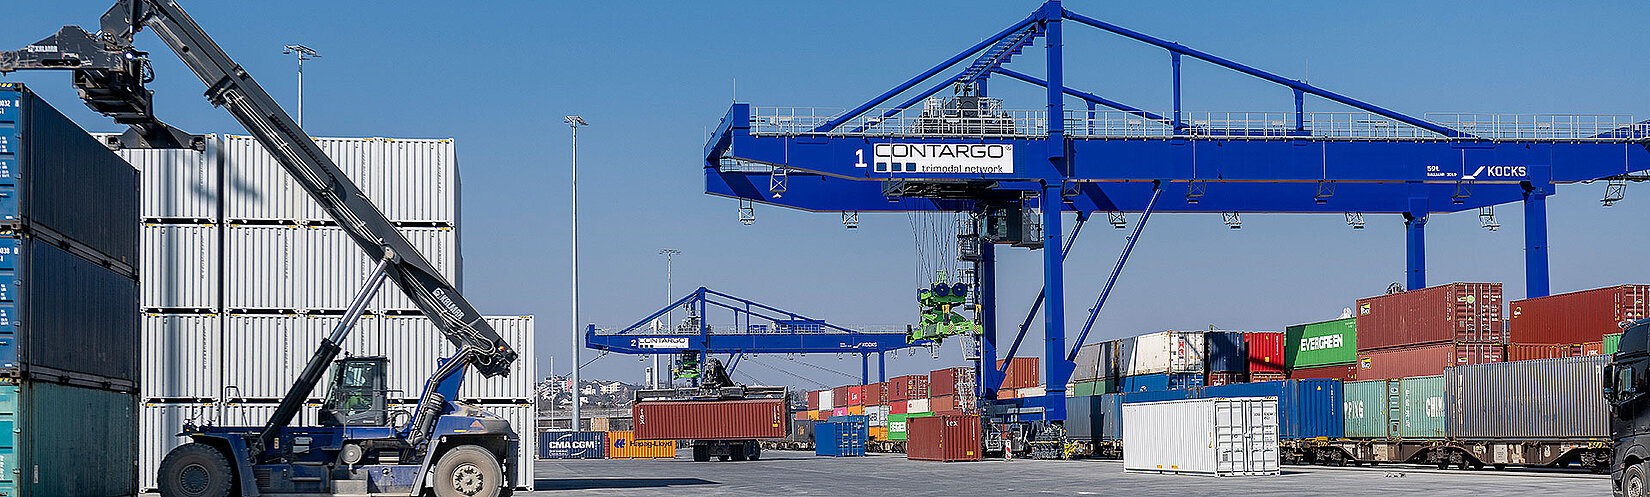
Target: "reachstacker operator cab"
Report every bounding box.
[1609,319,1650,496]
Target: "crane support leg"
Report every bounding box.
[980,241,999,399]
[861,354,869,386]
[1524,166,1551,298]
[1405,198,1428,292]
[1070,185,1161,362]
[1040,184,1070,420]
[878,352,886,383]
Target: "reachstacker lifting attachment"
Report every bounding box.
[1,2,520,496]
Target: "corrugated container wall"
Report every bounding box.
[889,374,928,401]
[1507,343,1573,362]
[1399,375,1446,438]
[141,224,218,312]
[1205,332,1247,373]
[1355,283,1503,350]
[1072,341,1115,381]
[375,315,535,401]
[0,379,139,497]
[1341,380,1391,439]
[15,239,140,386]
[1120,331,1206,376]
[140,403,213,490]
[1508,285,1649,344]
[1200,380,1343,440]
[996,357,1040,389]
[1122,397,1280,476]
[142,314,221,401]
[1289,363,1355,381]
[905,414,981,462]
[1245,332,1286,374]
[537,431,604,459]
[110,135,219,222]
[1445,355,1608,439]
[222,135,457,226]
[225,226,301,311]
[1066,395,1104,440]
[1356,342,1504,381]
[633,398,788,440]
[3,84,139,269]
[1099,393,1124,440]
[1285,317,1357,369]
[377,138,459,224]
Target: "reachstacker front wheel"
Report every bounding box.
[156,443,234,497]
[433,445,506,497]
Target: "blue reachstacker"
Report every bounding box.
[1,2,522,496]
[700,0,1650,457]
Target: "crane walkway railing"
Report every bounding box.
[749,106,1647,142]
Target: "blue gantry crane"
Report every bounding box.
[702,1,1650,425]
[585,287,932,385]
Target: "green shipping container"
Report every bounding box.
[1286,317,1358,368]
[1399,375,1446,439]
[1073,380,1113,397]
[1607,333,1622,355]
[0,380,137,496]
[1342,379,1392,439]
[887,412,934,441]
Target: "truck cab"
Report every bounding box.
[1608,320,1650,496]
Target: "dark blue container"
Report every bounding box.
[815,418,867,457]
[537,431,605,459]
[1200,379,1344,439]
[1204,332,1247,373]
[1118,373,1204,392]
[1065,395,1104,440]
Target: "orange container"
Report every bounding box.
[807,410,822,420]
[870,426,889,441]
[606,431,677,459]
[847,405,865,416]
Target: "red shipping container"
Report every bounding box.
[1354,342,1504,380]
[1206,372,1248,386]
[1244,331,1286,374]
[1356,283,1504,350]
[1580,341,1605,356]
[832,385,850,405]
[1286,364,1352,381]
[633,399,788,440]
[1509,285,1650,344]
[1506,343,1573,362]
[929,367,972,398]
[866,382,888,405]
[929,395,957,413]
[889,374,929,401]
[907,415,982,462]
[794,411,809,420]
[889,400,909,415]
[806,390,820,410]
[846,385,864,406]
[996,357,1040,389]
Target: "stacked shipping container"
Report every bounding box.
[0,83,141,496]
[1354,283,1505,380]
[123,133,535,489]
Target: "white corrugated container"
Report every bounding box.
[224,135,308,222]
[1122,397,1280,477]
[226,225,302,311]
[299,225,376,311]
[1119,331,1207,376]
[142,224,219,311]
[369,227,460,311]
[140,403,214,491]
[306,314,382,360]
[868,405,889,427]
[819,390,834,410]
[302,137,377,223]
[908,398,930,413]
[377,315,534,401]
[377,138,458,225]
[142,314,221,400]
[222,315,306,399]
[117,135,220,221]
[477,403,536,489]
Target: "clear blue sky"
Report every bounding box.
[6,1,1650,390]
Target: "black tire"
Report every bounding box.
[730,444,747,462]
[1626,462,1648,497]
[157,443,234,497]
[1493,464,1506,471]
[747,443,762,461]
[718,455,729,462]
[432,445,503,497]
[692,445,710,462]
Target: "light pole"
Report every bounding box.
[657,248,681,389]
[281,44,320,127]
[566,115,588,430]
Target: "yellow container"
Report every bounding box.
[606,430,677,459]
[870,427,889,441]
[807,410,822,420]
[847,406,865,416]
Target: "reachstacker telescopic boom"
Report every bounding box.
[1,2,520,496]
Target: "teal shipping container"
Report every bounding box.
[0,379,137,496]
[1342,379,1391,439]
[1399,375,1446,438]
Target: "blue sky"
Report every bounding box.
[6,1,1650,389]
